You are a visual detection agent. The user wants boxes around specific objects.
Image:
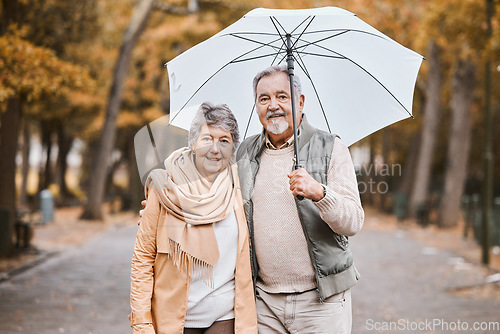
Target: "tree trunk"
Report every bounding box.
[409,41,442,217]
[438,59,476,228]
[80,0,155,220]
[378,128,391,212]
[0,0,22,257]
[56,123,73,205]
[38,121,53,192]
[398,129,421,196]
[125,135,143,212]
[0,98,22,257]
[360,135,377,205]
[397,84,425,197]
[20,118,31,207]
[0,0,21,34]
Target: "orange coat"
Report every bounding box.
[129,169,257,334]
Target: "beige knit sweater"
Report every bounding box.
[252,137,364,293]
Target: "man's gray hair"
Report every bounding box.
[252,64,302,100]
[188,102,240,149]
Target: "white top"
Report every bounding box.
[184,211,239,328]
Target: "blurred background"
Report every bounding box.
[0,0,499,277]
[1,1,500,333]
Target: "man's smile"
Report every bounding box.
[266,112,286,120]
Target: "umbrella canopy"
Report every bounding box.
[166,7,423,148]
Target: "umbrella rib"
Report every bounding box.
[290,16,316,51]
[292,29,395,55]
[300,28,388,41]
[230,52,286,64]
[170,39,284,124]
[286,28,412,117]
[229,35,286,64]
[292,52,332,133]
[271,42,286,65]
[269,15,316,51]
[169,62,238,125]
[240,35,288,139]
[293,30,350,53]
[289,29,393,58]
[294,51,345,59]
[146,123,162,165]
[270,17,288,48]
[170,30,293,121]
[277,52,288,65]
[283,15,315,37]
[307,42,412,117]
[243,104,257,139]
[229,33,284,52]
[222,31,281,37]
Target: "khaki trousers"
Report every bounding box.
[255,287,352,334]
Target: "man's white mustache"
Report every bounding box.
[266,111,286,120]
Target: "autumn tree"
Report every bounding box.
[426,0,490,228]
[80,0,160,220]
[408,40,442,217]
[0,0,94,256]
[439,58,476,228]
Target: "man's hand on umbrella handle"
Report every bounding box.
[288,168,325,202]
[138,200,147,225]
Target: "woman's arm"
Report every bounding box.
[129,190,161,333]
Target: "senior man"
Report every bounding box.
[236,64,364,334]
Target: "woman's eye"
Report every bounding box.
[202,137,212,142]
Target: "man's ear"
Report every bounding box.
[298,94,305,111]
[297,94,305,120]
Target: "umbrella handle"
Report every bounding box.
[287,34,303,201]
[294,164,304,201]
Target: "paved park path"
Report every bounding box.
[1,220,499,333]
[0,225,135,334]
[350,227,500,333]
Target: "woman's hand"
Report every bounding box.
[138,200,147,225]
[132,323,155,334]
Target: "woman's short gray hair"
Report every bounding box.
[252,64,302,100]
[188,102,240,149]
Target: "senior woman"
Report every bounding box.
[129,103,257,334]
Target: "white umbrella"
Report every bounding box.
[166,7,423,148]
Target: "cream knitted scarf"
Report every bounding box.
[145,147,235,285]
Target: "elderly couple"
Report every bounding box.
[129,65,364,334]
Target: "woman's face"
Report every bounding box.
[192,124,234,181]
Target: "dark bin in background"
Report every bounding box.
[493,197,500,246]
[40,189,54,224]
[393,192,408,221]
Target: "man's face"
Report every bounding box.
[255,72,304,143]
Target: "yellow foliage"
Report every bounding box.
[117,107,164,129]
[0,33,95,107]
[422,0,489,59]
